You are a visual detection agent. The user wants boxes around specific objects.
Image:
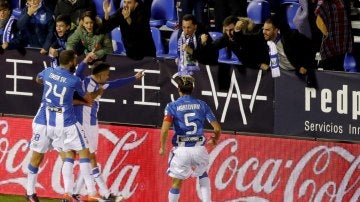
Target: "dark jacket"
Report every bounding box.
[54,0,96,25]
[98,1,156,60]
[213,29,269,68]
[178,29,219,65]
[17,5,55,50]
[280,29,317,72]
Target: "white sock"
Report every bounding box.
[27,164,39,195]
[199,175,211,202]
[79,158,96,196]
[74,171,84,195]
[62,158,74,195]
[168,188,180,202]
[93,167,110,198]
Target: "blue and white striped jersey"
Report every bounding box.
[74,62,135,126]
[35,67,86,127]
[164,95,217,147]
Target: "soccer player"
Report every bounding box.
[26,50,102,202]
[159,75,221,202]
[71,60,144,201]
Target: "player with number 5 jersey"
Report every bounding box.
[159,75,221,202]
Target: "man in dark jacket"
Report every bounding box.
[177,14,218,75]
[100,0,155,60]
[17,0,54,55]
[263,14,317,87]
[54,0,96,26]
[213,15,269,90]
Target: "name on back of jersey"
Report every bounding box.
[177,104,200,111]
[49,73,67,83]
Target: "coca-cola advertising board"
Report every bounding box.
[0,116,359,201]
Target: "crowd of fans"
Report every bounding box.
[0,0,357,76]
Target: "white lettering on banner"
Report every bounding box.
[133,69,161,106]
[206,139,360,201]
[5,59,34,96]
[99,66,119,103]
[305,85,360,120]
[201,67,267,124]
[1,118,359,201]
[170,67,268,125]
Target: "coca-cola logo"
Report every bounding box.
[0,120,147,199]
[0,117,359,202]
[206,139,360,202]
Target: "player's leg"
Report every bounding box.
[26,123,50,202]
[169,178,183,202]
[26,151,43,202]
[62,150,76,197]
[63,123,97,198]
[193,146,211,202]
[167,147,192,202]
[198,172,211,202]
[77,148,97,198]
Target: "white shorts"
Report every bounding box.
[29,123,52,153]
[83,124,99,153]
[167,146,209,180]
[48,122,89,152]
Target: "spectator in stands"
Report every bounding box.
[176,14,218,75]
[66,10,113,63]
[54,0,96,27]
[1,1,27,54]
[99,0,156,60]
[314,0,353,71]
[263,15,317,87]
[178,0,208,29]
[17,0,55,55]
[212,16,269,90]
[213,0,247,32]
[0,0,11,43]
[49,14,73,67]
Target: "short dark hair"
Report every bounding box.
[0,0,10,11]
[59,50,76,65]
[56,14,71,26]
[223,15,238,27]
[264,15,280,29]
[174,75,195,94]
[92,61,110,75]
[182,14,197,25]
[80,10,96,22]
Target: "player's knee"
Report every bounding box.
[30,151,44,166]
[171,178,183,189]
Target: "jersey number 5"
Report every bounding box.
[184,113,197,135]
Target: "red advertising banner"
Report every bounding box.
[0,116,359,201]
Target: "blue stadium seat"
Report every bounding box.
[246,0,271,24]
[209,31,241,65]
[284,2,301,30]
[280,0,299,3]
[343,53,359,72]
[11,0,21,9]
[111,27,126,55]
[94,0,116,18]
[150,0,177,28]
[150,27,165,56]
[162,29,178,59]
